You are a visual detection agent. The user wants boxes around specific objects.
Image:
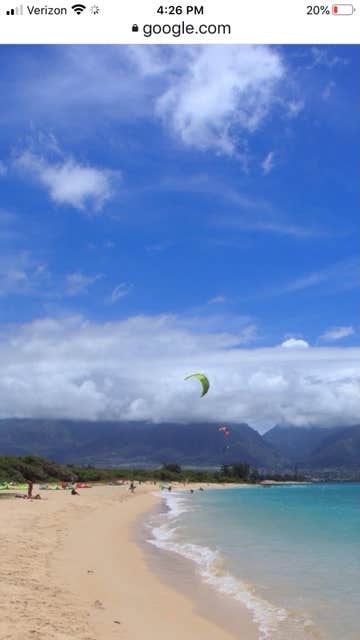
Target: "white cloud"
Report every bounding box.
[65,272,102,296]
[320,326,355,342]
[153,46,285,155]
[273,258,360,296]
[214,215,326,239]
[0,253,47,297]
[287,99,305,118]
[309,47,347,69]
[14,149,119,212]
[0,314,359,429]
[6,47,296,159]
[0,161,7,176]
[281,338,310,349]
[281,272,326,292]
[126,45,174,76]
[107,282,132,304]
[322,81,336,101]
[208,295,227,304]
[146,242,170,254]
[261,151,276,175]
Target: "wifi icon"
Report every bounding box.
[72,3,86,14]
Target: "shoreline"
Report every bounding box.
[0,483,259,639]
[139,486,260,640]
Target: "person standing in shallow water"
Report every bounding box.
[26,480,33,498]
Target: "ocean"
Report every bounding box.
[147,483,360,640]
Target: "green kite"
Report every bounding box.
[184,373,210,397]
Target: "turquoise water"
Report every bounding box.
[149,484,360,639]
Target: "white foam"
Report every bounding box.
[164,491,191,519]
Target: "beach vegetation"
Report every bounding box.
[0,455,309,485]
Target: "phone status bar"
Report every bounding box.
[0,0,358,44]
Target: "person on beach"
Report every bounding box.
[129,481,135,493]
[26,480,33,498]
[71,487,79,496]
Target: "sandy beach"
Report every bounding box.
[0,484,258,640]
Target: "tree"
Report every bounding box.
[162,463,182,474]
[220,464,230,476]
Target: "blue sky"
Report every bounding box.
[0,45,359,427]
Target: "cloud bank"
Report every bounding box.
[0,315,359,430]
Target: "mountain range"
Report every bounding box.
[264,424,360,469]
[0,419,359,471]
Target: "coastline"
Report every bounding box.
[0,483,259,640]
[139,486,260,640]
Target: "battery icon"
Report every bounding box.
[332,4,354,13]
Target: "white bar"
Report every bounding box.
[0,0,359,44]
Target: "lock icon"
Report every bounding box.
[132,24,139,32]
